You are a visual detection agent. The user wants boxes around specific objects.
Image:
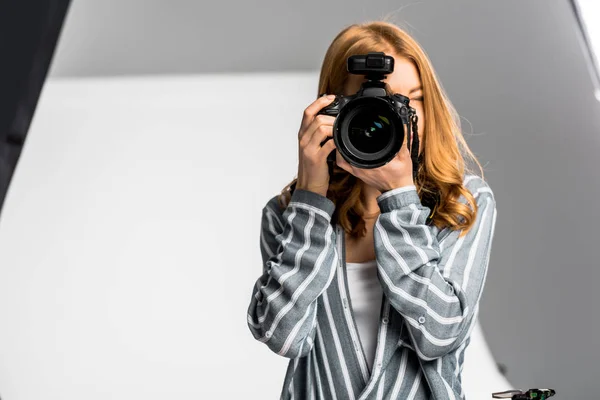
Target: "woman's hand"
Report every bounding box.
[335,132,415,192]
[295,95,338,197]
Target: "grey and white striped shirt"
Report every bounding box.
[247,174,497,399]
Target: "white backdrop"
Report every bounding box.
[0,74,511,399]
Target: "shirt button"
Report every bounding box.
[265,330,272,338]
[382,317,389,324]
[418,316,426,324]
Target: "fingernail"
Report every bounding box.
[326,95,335,100]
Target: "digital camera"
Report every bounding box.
[317,51,420,179]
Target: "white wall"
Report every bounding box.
[0,74,511,399]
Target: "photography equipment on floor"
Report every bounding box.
[492,388,556,399]
[316,51,420,183]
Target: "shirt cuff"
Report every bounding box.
[376,185,420,212]
[290,188,336,218]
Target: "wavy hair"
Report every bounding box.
[277,20,484,239]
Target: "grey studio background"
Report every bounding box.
[0,0,597,399]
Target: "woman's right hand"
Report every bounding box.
[296,95,338,197]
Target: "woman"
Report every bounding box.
[247,20,497,400]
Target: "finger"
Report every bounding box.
[305,123,334,151]
[300,95,336,133]
[400,134,410,156]
[305,115,335,144]
[402,126,410,150]
[399,128,412,157]
[318,136,336,156]
[335,152,352,173]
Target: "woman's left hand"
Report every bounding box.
[336,134,415,193]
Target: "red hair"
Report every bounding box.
[278,21,483,239]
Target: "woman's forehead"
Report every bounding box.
[383,58,422,94]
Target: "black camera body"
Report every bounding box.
[317,52,420,177]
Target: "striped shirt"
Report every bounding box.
[247,174,497,399]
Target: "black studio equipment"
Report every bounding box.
[0,0,72,219]
[493,388,556,400]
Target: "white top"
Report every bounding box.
[345,259,383,372]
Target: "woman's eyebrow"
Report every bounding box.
[409,86,422,94]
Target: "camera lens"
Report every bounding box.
[334,96,404,169]
[346,105,394,154]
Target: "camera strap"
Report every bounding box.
[408,114,420,184]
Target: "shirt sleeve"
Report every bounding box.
[373,176,497,360]
[246,189,339,358]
